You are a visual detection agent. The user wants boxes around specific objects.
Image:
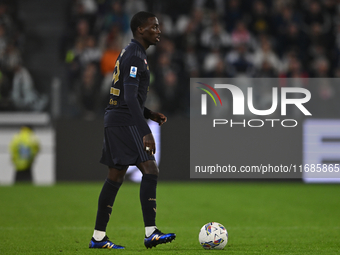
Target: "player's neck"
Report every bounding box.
[133,37,150,50]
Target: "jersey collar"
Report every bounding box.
[131,39,146,54]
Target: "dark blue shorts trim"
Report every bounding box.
[129,126,149,162]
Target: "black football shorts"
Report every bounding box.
[100,125,155,170]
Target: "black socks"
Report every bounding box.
[140,174,158,227]
[95,178,122,231]
[95,174,158,231]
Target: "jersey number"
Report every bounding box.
[112,60,120,84]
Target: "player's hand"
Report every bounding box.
[143,133,156,155]
[150,111,167,126]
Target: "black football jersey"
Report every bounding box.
[104,39,150,127]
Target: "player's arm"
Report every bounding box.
[123,56,156,155]
[124,85,155,155]
[144,107,167,126]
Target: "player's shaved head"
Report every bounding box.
[130,11,156,35]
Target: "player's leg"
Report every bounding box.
[94,166,127,233]
[90,125,130,248]
[89,166,127,249]
[138,160,176,248]
[138,160,158,232]
[15,167,32,183]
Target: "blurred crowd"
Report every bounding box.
[61,0,190,119]
[0,0,47,112]
[61,0,340,119]
[1,0,340,118]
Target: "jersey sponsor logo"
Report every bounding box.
[110,87,120,96]
[130,66,137,78]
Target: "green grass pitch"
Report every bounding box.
[0,181,340,254]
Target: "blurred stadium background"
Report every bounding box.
[0,0,340,182]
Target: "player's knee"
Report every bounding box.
[144,166,159,176]
[139,160,159,176]
[107,167,128,182]
[108,175,125,183]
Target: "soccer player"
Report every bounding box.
[89,11,176,249]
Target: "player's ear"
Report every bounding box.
[137,26,144,35]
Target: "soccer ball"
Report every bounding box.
[198,222,228,250]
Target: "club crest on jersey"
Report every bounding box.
[130,66,137,78]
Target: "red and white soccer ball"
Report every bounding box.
[198,222,228,250]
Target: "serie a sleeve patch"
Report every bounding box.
[130,66,137,78]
